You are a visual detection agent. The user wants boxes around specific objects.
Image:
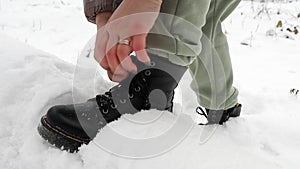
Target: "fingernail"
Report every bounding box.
[130,70,137,75]
[144,61,151,66]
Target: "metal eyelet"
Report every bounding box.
[150,61,156,67]
[102,109,108,114]
[118,84,122,88]
[111,104,117,109]
[129,93,134,99]
[120,99,127,104]
[145,70,151,76]
[135,86,141,92]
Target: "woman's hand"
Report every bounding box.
[94,0,163,82]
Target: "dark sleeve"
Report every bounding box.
[83,0,122,24]
[83,0,113,24]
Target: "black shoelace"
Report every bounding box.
[196,107,209,125]
[94,70,151,118]
[95,91,116,115]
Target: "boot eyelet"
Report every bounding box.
[111,104,117,109]
[102,109,108,114]
[135,86,141,92]
[120,99,127,104]
[150,61,156,67]
[145,70,151,76]
[129,93,134,98]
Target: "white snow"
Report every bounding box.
[0,0,95,64]
[1,0,300,169]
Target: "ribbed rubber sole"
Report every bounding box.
[37,117,88,153]
[229,104,242,118]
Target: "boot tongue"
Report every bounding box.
[206,109,230,125]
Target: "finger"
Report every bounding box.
[132,34,151,63]
[106,34,121,71]
[107,69,129,82]
[95,29,109,70]
[117,44,137,72]
[106,43,119,72]
[135,49,151,65]
[132,34,146,51]
[105,46,128,79]
[106,34,130,76]
[106,44,129,76]
[99,57,109,70]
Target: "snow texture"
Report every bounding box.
[1,0,300,169]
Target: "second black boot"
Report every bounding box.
[196,103,242,125]
[37,53,187,152]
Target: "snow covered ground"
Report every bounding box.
[0,0,95,64]
[1,0,300,169]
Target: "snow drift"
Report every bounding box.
[1,0,300,168]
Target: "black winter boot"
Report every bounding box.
[196,103,242,125]
[37,53,187,153]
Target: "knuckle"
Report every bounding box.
[133,43,144,51]
[115,69,124,75]
[94,54,98,61]
[117,49,129,58]
[100,61,108,69]
[108,73,113,81]
[107,50,116,57]
[108,73,119,82]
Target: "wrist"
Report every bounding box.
[96,12,112,29]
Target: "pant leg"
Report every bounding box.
[146,0,211,66]
[146,0,240,110]
[189,0,241,110]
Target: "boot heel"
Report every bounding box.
[229,104,242,117]
[37,117,86,153]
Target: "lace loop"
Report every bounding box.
[96,94,113,115]
[196,107,208,118]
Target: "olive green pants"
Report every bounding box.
[146,0,240,110]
